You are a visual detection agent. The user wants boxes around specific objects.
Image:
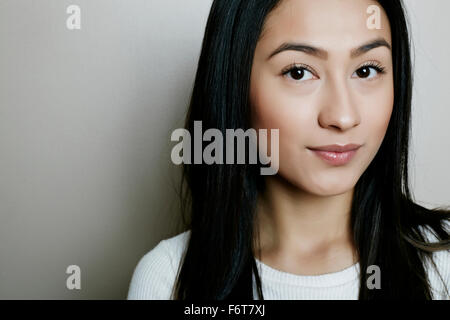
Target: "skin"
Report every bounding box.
[250,0,394,275]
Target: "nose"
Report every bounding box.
[318,77,361,131]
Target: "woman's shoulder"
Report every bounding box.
[127,229,191,300]
[419,221,450,299]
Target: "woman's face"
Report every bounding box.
[250,0,394,195]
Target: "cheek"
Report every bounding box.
[337,81,395,187]
[359,81,394,154]
[251,78,320,193]
[250,76,315,161]
[249,68,395,195]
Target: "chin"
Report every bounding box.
[313,186,354,197]
[277,166,360,195]
[288,175,357,196]
[310,177,360,196]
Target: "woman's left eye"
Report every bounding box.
[352,65,385,79]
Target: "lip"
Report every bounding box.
[307,144,362,166]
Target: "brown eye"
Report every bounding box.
[289,68,305,80]
[283,66,314,82]
[356,67,371,78]
[352,64,385,79]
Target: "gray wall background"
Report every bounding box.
[0,0,448,299]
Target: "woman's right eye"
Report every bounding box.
[283,67,315,82]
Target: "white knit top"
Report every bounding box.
[127,228,449,300]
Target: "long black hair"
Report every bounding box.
[172,0,450,299]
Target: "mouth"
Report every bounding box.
[306,144,362,166]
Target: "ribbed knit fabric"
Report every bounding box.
[127,227,450,300]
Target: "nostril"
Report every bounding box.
[329,124,342,131]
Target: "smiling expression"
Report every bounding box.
[250,0,394,195]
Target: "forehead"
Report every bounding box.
[259,0,392,51]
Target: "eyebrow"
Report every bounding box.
[267,38,391,60]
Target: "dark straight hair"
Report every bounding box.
[172,0,450,300]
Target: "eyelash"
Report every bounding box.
[358,61,386,75]
[281,61,387,79]
[281,63,316,78]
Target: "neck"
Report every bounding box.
[254,174,358,273]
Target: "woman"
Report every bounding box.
[128,0,449,300]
